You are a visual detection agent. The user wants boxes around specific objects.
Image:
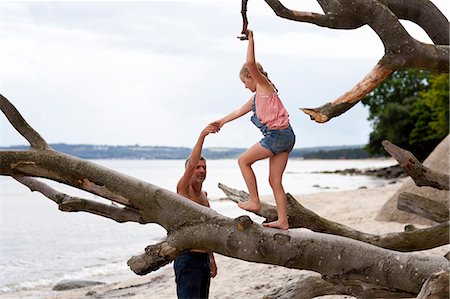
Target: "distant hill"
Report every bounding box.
[1,143,379,160]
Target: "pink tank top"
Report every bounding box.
[255,92,290,130]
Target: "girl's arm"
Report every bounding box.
[213,96,253,129]
[245,30,273,93]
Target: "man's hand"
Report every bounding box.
[210,257,218,278]
[202,123,220,137]
[209,121,223,132]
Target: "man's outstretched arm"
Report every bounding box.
[177,124,218,193]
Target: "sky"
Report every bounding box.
[0,0,448,149]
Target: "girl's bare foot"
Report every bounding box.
[262,219,289,230]
[238,200,261,212]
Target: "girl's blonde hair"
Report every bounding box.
[239,62,278,92]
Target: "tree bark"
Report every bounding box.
[416,270,449,299]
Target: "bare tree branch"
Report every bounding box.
[378,0,449,45]
[239,0,249,38]
[251,1,449,122]
[382,140,449,190]
[263,0,363,29]
[300,64,393,123]
[0,94,49,150]
[13,175,145,223]
[219,183,450,251]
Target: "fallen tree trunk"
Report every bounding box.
[219,183,449,252]
[1,94,449,295]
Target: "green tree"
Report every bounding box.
[362,69,449,161]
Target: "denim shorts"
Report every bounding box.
[174,252,211,299]
[260,127,296,155]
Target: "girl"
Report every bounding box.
[212,29,295,230]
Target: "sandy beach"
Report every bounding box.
[5,179,448,299]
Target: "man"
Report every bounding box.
[174,124,218,299]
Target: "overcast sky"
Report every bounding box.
[0,0,448,149]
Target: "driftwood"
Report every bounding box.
[263,272,413,299]
[241,0,449,123]
[416,270,449,299]
[264,267,450,299]
[382,140,449,191]
[398,192,449,223]
[382,139,450,227]
[376,136,449,225]
[219,183,449,252]
[1,94,449,296]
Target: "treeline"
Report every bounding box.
[1,144,378,160]
[362,69,449,161]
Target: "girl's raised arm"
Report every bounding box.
[245,30,272,91]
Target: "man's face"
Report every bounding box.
[192,159,207,183]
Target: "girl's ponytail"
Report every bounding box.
[240,62,278,92]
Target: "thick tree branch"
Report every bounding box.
[255,1,449,122]
[13,175,145,223]
[301,64,393,123]
[219,183,449,251]
[263,0,363,29]
[398,192,449,223]
[263,0,449,44]
[0,94,49,150]
[382,140,449,190]
[127,213,448,294]
[379,0,449,45]
[2,151,136,206]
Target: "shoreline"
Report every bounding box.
[3,179,448,299]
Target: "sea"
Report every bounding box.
[0,158,397,295]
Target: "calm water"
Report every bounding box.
[0,158,396,294]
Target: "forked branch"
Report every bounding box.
[241,0,449,122]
